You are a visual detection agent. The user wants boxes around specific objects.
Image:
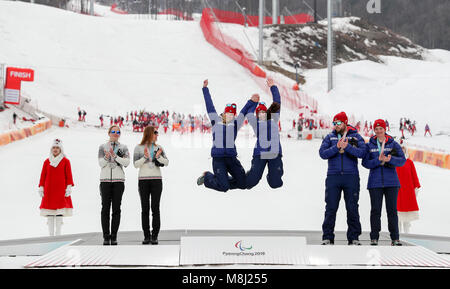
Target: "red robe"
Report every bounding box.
[39,157,74,211]
[396,159,420,212]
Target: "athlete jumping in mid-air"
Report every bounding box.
[196,79,258,192]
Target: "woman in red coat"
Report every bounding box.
[396,145,421,234]
[38,139,74,236]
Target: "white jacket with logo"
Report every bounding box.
[98,141,130,182]
[133,144,169,180]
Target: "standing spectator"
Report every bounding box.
[82,110,87,122]
[362,119,406,246]
[38,139,74,236]
[78,108,82,121]
[424,124,432,137]
[319,112,366,245]
[13,112,17,125]
[134,126,169,245]
[396,145,421,234]
[98,126,130,245]
[99,115,104,127]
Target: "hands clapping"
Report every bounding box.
[379,154,391,164]
[337,138,348,150]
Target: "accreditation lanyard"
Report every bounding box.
[377,139,386,156]
[146,143,154,160]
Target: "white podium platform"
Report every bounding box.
[180,236,308,265]
[25,240,180,268]
[23,236,450,268]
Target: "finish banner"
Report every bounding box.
[4,67,34,105]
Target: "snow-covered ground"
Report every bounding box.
[0,105,41,133]
[0,1,269,123]
[1,125,449,241]
[0,1,449,246]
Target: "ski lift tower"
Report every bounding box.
[327,0,334,92]
[258,0,265,65]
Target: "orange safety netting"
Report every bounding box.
[0,120,52,146]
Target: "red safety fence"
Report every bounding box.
[250,73,318,111]
[200,8,266,78]
[111,4,128,15]
[158,9,194,21]
[200,8,318,111]
[209,8,313,26]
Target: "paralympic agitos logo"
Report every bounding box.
[235,240,253,251]
[222,240,265,256]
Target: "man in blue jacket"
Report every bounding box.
[319,112,366,245]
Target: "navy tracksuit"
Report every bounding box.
[362,135,406,241]
[319,126,366,242]
[246,86,283,189]
[202,87,256,192]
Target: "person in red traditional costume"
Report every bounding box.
[38,139,74,236]
[396,145,421,234]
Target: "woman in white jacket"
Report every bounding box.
[134,126,168,245]
[98,125,130,245]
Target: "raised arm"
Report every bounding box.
[202,79,220,125]
[236,94,259,130]
[267,78,281,122]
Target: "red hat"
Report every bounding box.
[374,119,386,130]
[224,103,237,115]
[333,112,348,125]
[255,102,267,114]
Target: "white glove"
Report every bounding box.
[65,185,72,197]
[415,187,420,197]
[38,187,44,198]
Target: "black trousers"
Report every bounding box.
[138,179,163,238]
[100,182,125,239]
[369,187,400,241]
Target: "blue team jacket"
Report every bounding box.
[319,126,367,175]
[247,85,282,158]
[362,135,406,189]
[203,87,256,158]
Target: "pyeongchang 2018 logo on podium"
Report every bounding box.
[222,240,266,257]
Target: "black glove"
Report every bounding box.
[348,138,358,147]
[153,158,165,167]
[152,149,165,167]
[116,148,124,158]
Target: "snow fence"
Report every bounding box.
[0,120,52,146]
[407,148,450,170]
[199,8,318,112]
